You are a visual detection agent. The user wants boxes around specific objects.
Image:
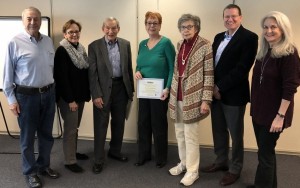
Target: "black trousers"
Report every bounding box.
[253,121,281,188]
[93,80,128,163]
[137,98,169,163]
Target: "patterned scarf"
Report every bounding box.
[59,38,89,69]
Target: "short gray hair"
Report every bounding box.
[177,14,201,32]
[102,17,120,29]
[22,7,41,19]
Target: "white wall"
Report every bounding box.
[0,0,299,154]
[51,0,139,141]
[236,0,300,153]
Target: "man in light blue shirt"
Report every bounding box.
[88,17,134,174]
[3,7,59,188]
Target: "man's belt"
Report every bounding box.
[15,83,54,95]
[111,76,123,81]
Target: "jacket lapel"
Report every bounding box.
[118,38,125,73]
[99,37,113,76]
[215,26,244,68]
[221,27,242,55]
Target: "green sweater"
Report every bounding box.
[136,36,175,88]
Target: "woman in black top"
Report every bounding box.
[54,19,90,173]
[249,11,300,188]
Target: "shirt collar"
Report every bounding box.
[224,26,240,40]
[23,31,43,42]
[105,37,118,46]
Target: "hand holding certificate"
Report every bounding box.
[137,78,164,99]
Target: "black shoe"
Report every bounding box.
[39,168,60,179]
[76,152,89,160]
[107,152,128,162]
[201,163,229,173]
[156,162,166,168]
[219,172,240,186]
[26,174,42,188]
[134,161,145,166]
[134,158,151,166]
[65,163,84,173]
[92,163,103,174]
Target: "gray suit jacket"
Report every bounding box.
[88,37,134,107]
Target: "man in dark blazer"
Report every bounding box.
[201,4,258,186]
[88,17,134,174]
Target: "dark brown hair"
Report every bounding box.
[62,19,82,33]
[223,4,242,17]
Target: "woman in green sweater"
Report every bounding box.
[134,11,175,168]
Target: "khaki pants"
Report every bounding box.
[58,98,85,165]
[175,101,201,173]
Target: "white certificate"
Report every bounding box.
[137,78,164,99]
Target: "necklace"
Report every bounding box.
[259,56,270,84]
[181,36,198,65]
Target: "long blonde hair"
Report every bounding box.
[257,11,296,60]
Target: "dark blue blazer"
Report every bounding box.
[213,25,258,106]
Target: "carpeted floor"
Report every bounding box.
[0,134,299,188]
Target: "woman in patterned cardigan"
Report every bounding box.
[168,14,214,186]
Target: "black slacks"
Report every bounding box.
[137,98,169,164]
[93,80,128,163]
[253,121,281,188]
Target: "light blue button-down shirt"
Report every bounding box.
[215,28,239,67]
[3,31,55,104]
[105,38,121,77]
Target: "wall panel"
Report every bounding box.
[0,0,299,154]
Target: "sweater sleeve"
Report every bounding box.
[281,50,300,101]
[202,41,214,102]
[164,38,176,88]
[54,46,75,103]
[135,41,144,72]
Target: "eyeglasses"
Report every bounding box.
[146,22,159,26]
[180,25,194,31]
[67,30,80,35]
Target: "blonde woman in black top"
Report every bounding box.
[249,11,300,188]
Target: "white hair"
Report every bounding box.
[257,11,296,60]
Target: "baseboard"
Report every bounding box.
[1,132,299,156]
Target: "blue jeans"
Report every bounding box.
[16,87,55,175]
